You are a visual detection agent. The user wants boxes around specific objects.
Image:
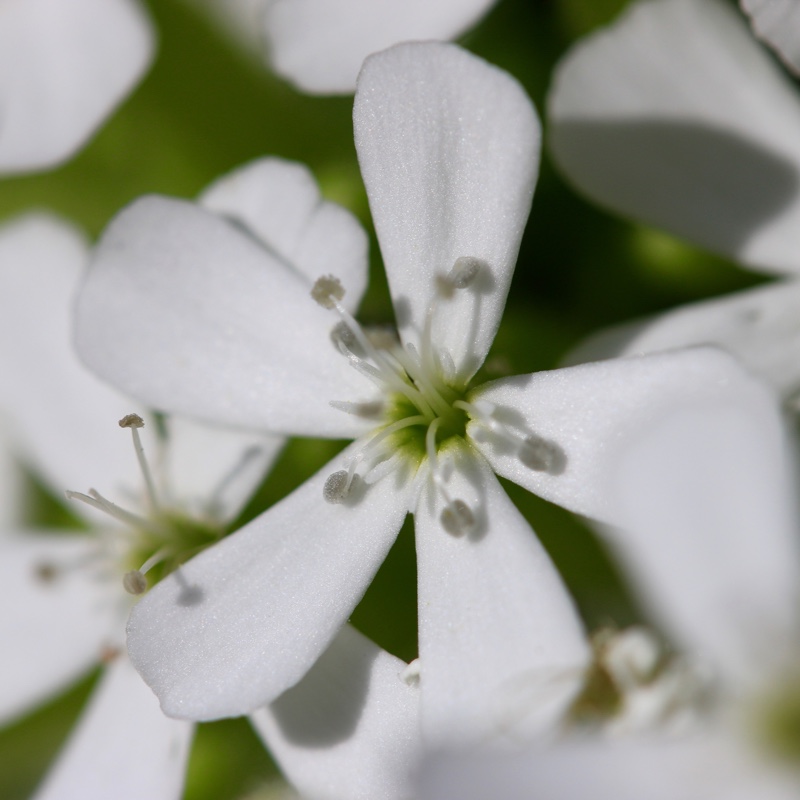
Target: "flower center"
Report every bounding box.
[64,414,224,595]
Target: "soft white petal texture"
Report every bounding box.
[157,415,283,523]
[126,445,413,720]
[414,443,588,745]
[548,0,800,274]
[355,42,540,381]
[75,196,374,439]
[0,533,120,725]
[564,280,800,399]
[604,362,799,687]
[35,656,193,800]
[264,0,497,94]
[0,432,24,527]
[417,733,800,800]
[468,348,773,525]
[251,625,419,800]
[0,214,140,508]
[0,0,154,174]
[742,0,800,76]
[199,157,368,312]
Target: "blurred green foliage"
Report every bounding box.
[0,0,771,797]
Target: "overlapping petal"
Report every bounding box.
[355,42,540,382]
[199,157,368,312]
[0,0,154,174]
[605,363,799,687]
[468,348,769,524]
[548,0,800,274]
[414,443,588,745]
[264,0,497,94]
[565,280,800,399]
[34,657,193,800]
[417,733,800,800]
[126,444,413,720]
[742,0,800,76]
[252,625,419,800]
[0,214,139,507]
[0,533,120,725]
[75,196,375,439]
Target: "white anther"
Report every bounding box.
[401,658,421,687]
[123,570,147,595]
[311,275,345,309]
[518,434,561,472]
[602,628,662,690]
[323,470,356,504]
[440,499,476,536]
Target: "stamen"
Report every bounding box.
[66,489,155,531]
[311,275,345,309]
[119,413,159,511]
[330,321,362,355]
[123,570,147,595]
[401,658,421,687]
[323,470,360,504]
[426,419,476,536]
[435,256,482,300]
[329,399,385,419]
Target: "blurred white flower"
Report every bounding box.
[741,0,800,76]
[548,0,800,402]
[0,0,154,175]
[415,351,800,798]
[75,41,765,738]
[0,213,281,799]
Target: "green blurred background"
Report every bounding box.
[0,0,766,797]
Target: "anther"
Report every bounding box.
[35,562,59,583]
[518,434,562,473]
[330,321,361,355]
[123,570,147,595]
[330,399,385,419]
[440,499,476,536]
[401,658,421,687]
[119,413,144,429]
[311,275,345,309]
[323,470,356,504]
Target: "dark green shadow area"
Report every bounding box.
[186,717,279,800]
[500,477,643,632]
[0,670,98,800]
[350,515,418,664]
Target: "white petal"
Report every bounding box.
[156,415,283,523]
[565,280,800,400]
[75,196,374,439]
[548,0,800,274]
[468,347,773,524]
[414,443,588,746]
[0,533,120,725]
[126,445,412,720]
[0,434,24,527]
[199,157,369,312]
[0,213,141,506]
[742,0,800,76]
[603,361,799,686]
[0,0,153,174]
[264,0,497,94]
[417,733,800,800]
[251,625,419,800]
[354,42,540,382]
[34,656,193,800]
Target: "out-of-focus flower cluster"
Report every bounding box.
[3,0,800,799]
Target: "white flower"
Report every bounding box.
[0,0,154,175]
[74,41,749,734]
[548,0,800,401]
[414,351,800,798]
[262,0,498,94]
[741,0,800,77]
[0,213,282,799]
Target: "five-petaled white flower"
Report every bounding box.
[75,41,748,736]
[0,0,153,175]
